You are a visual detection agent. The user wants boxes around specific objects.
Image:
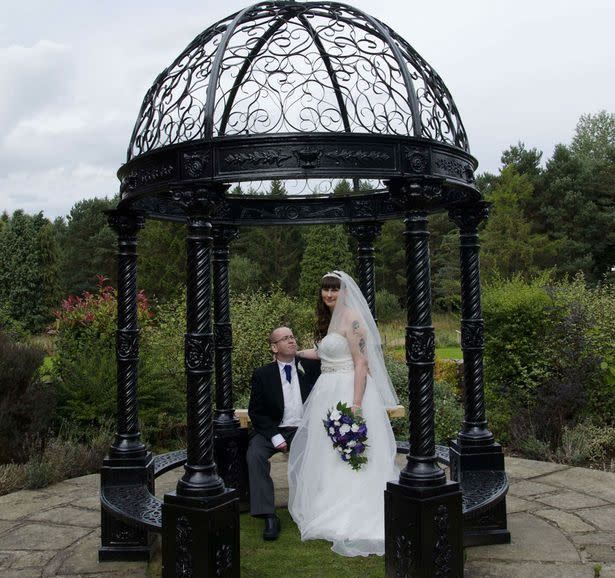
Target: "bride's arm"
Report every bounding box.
[346,315,368,412]
[297,348,319,360]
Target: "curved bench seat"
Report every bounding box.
[104,441,507,533]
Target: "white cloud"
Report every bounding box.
[0,0,614,218]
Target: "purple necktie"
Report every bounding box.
[283,364,292,383]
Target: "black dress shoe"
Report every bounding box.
[263,514,281,541]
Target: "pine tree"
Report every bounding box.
[298,225,355,300]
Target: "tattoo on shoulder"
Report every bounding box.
[352,320,360,333]
[359,337,366,354]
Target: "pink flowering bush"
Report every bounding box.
[51,276,184,443]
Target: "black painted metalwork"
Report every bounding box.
[177,188,227,497]
[212,224,240,429]
[348,222,381,321]
[399,208,446,487]
[127,2,468,159]
[101,2,511,575]
[448,202,494,447]
[107,211,147,459]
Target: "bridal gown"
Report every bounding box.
[288,332,400,557]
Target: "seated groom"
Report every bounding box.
[247,326,320,540]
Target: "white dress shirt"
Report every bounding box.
[271,360,304,448]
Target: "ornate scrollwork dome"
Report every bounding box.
[128,0,468,160]
[118,1,480,222]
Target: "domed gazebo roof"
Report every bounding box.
[117,0,480,222]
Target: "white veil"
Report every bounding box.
[326,271,399,408]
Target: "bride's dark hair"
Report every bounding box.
[315,273,341,342]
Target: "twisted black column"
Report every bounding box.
[399,211,446,487]
[177,194,225,497]
[107,211,146,459]
[347,222,381,322]
[212,225,239,428]
[449,202,494,447]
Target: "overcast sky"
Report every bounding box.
[1,0,613,220]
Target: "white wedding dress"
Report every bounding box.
[288,332,400,557]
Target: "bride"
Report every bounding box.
[288,271,400,557]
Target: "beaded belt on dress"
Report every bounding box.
[321,362,354,373]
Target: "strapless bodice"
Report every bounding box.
[318,332,353,372]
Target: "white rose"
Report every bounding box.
[329,427,335,434]
[340,424,351,435]
[330,410,342,421]
[351,423,360,432]
[344,448,352,454]
[334,421,340,427]
[347,440,356,447]
[336,446,343,452]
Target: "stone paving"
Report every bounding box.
[0,456,613,577]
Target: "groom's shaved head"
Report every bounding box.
[269,326,290,344]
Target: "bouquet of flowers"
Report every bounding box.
[323,402,368,471]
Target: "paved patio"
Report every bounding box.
[0,455,613,577]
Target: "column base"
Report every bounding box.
[448,439,504,481]
[99,452,155,561]
[464,499,511,547]
[385,480,464,578]
[162,488,240,578]
[214,425,250,511]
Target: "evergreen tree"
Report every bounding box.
[138,219,186,301]
[0,211,61,332]
[59,197,117,295]
[298,225,354,300]
[480,166,557,280]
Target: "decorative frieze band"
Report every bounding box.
[405,326,435,364]
[185,334,214,373]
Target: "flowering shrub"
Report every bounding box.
[54,275,151,337]
[51,276,184,441]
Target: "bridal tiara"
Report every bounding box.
[322,271,342,279]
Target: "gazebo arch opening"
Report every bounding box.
[100,3,509,576]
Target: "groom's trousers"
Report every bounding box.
[246,427,297,517]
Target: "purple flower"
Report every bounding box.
[358,424,367,436]
[355,443,365,453]
[341,415,352,425]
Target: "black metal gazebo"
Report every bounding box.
[100,2,509,576]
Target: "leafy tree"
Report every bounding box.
[229,255,262,294]
[570,110,615,163]
[0,211,61,332]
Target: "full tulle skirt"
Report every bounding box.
[288,371,400,557]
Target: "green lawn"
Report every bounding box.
[240,510,385,578]
[436,346,463,360]
[147,509,385,577]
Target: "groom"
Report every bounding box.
[247,326,320,540]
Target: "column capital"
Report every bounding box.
[212,224,240,247]
[448,201,490,232]
[347,221,382,242]
[171,184,230,216]
[387,176,446,211]
[106,210,145,236]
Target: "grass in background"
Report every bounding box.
[380,313,462,361]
